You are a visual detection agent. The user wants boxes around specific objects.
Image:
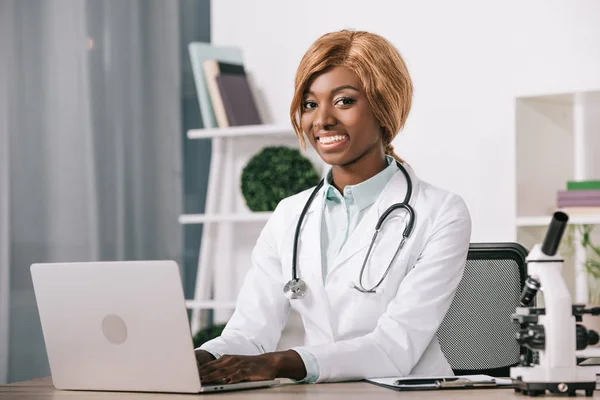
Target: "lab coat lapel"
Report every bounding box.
[327,203,380,275]
[328,164,420,275]
[295,188,336,341]
[295,190,323,282]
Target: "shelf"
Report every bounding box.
[179,212,272,224]
[187,124,295,139]
[185,300,237,310]
[516,214,600,227]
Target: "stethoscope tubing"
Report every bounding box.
[291,179,325,281]
[287,161,414,298]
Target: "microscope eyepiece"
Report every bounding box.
[541,211,569,256]
[520,277,541,306]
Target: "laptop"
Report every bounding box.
[30,260,279,393]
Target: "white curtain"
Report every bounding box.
[0,0,182,383]
[0,0,12,384]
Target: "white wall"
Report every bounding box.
[211,0,600,242]
[516,94,575,218]
[586,92,600,179]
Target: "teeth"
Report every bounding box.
[319,135,346,144]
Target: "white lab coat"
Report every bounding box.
[201,164,472,382]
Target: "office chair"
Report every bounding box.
[437,242,528,377]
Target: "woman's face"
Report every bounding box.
[300,66,384,167]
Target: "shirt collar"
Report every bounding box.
[323,155,398,211]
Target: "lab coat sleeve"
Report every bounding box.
[291,348,320,383]
[198,203,291,356]
[297,194,472,382]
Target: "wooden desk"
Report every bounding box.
[1,377,599,399]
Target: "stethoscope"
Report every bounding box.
[283,161,415,300]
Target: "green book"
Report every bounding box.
[567,180,600,190]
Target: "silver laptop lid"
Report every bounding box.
[31,260,201,393]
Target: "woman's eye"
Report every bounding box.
[335,97,355,106]
[303,101,317,110]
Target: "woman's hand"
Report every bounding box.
[194,349,216,369]
[198,350,307,384]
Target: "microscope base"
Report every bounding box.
[512,379,595,397]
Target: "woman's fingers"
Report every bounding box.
[198,354,277,384]
[198,356,230,376]
[198,361,216,377]
[206,367,256,384]
[225,369,247,384]
[200,367,233,384]
[199,356,246,383]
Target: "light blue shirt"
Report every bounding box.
[292,156,398,383]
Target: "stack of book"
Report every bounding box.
[557,180,600,215]
[188,42,262,129]
[203,60,262,127]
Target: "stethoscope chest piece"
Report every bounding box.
[283,278,307,300]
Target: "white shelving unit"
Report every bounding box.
[185,300,237,310]
[516,91,600,303]
[182,123,325,333]
[188,124,298,139]
[516,215,600,227]
[179,212,272,224]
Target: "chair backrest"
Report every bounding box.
[437,242,528,377]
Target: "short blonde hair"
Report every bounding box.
[290,30,413,161]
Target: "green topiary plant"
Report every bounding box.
[241,146,320,212]
[193,323,227,348]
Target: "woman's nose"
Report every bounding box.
[313,105,336,130]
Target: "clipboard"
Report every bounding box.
[366,374,513,391]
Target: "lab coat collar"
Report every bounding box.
[321,156,397,212]
[298,157,406,218]
[376,162,420,217]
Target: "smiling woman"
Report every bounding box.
[290,30,412,193]
[290,31,412,160]
[195,29,471,385]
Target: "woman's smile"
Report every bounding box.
[316,133,349,151]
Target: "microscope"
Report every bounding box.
[511,211,600,397]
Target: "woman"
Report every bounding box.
[195,29,471,384]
